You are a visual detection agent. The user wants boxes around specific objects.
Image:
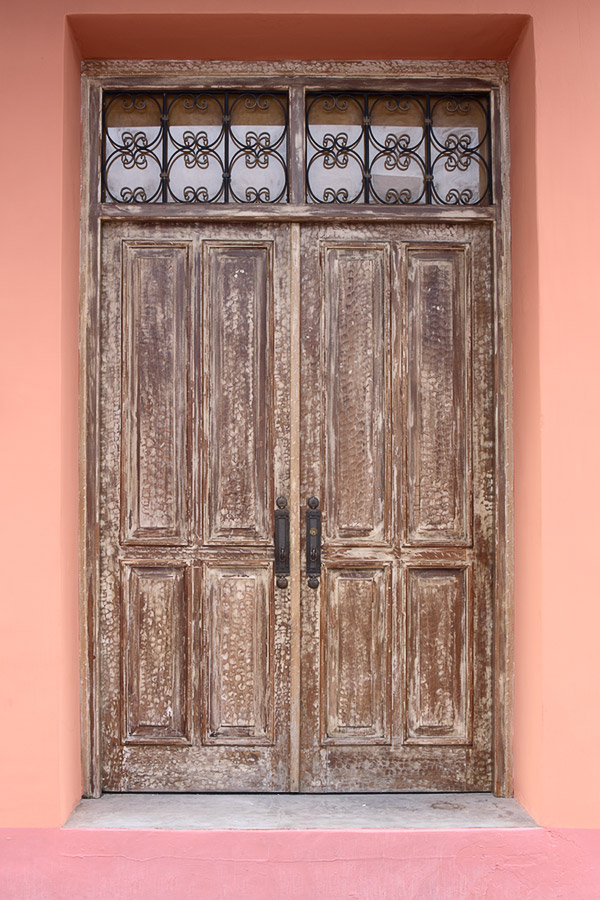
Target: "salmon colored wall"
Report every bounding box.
[1,0,599,829]
[508,19,544,826]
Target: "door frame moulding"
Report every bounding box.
[79,58,513,798]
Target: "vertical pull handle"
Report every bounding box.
[275,497,290,589]
[306,497,321,589]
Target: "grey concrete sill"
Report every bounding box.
[65,793,536,830]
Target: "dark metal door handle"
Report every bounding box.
[306,497,321,589]
[274,497,290,589]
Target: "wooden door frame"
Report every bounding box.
[79,59,513,797]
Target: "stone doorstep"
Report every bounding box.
[65,792,537,831]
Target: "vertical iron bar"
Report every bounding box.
[363,92,370,204]
[283,93,290,203]
[304,94,312,203]
[100,95,107,202]
[224,90,230,203]
[425,93,432,205]
[161,92,168,203]
[486,95,493,205]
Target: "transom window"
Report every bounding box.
[102,91,289,204]
[306,92,491,205]
[101,88,492,206]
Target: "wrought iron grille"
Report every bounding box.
[102,91,289,204]
[306,92,492,205]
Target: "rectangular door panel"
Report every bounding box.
[322,566,390,745]
[405,567,472,745]
[121,563,191,745]
[204,244,272,544]
[121,242,190,545]
[406,247,471,546]
[203,564,273,745]
[324,244,389,543]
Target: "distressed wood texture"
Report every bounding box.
[203,565,273,745]
[405,567,471,745]
[121,563,190,744]
[99,221,291,791]
[84,59,509,81]
[121,243,189,545]
[205,245,271,544]
[300,222,494,791]
[324,245,388,543]
[406,248,471,545]
[322,567,390,745]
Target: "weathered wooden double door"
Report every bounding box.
[99,217,494,792]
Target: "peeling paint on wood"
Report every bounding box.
[99,221,291,791]
[300,221,494,791]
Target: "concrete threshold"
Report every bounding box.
[65,793,536,830]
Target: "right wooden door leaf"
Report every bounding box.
[299,221,494,791]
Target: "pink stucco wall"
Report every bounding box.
[1,0,600,833]
[2,828,600,899]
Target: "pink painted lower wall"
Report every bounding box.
[2,0,600,831]
[2,828,600,899]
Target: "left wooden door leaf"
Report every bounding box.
[99,221,291,791]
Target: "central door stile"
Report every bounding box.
[289,222,302,792]
[287,85,305,791]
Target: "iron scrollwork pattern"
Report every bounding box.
[102,91,289,204]
[306,92,492,205]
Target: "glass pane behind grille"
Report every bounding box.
[306,92,491,206]
[102,92,288,204]
[100,88,492,206]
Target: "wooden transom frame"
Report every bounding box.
[79,59,512,797]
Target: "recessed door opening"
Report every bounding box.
[80,61,512,797]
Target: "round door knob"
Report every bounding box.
[308,576,320,589]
